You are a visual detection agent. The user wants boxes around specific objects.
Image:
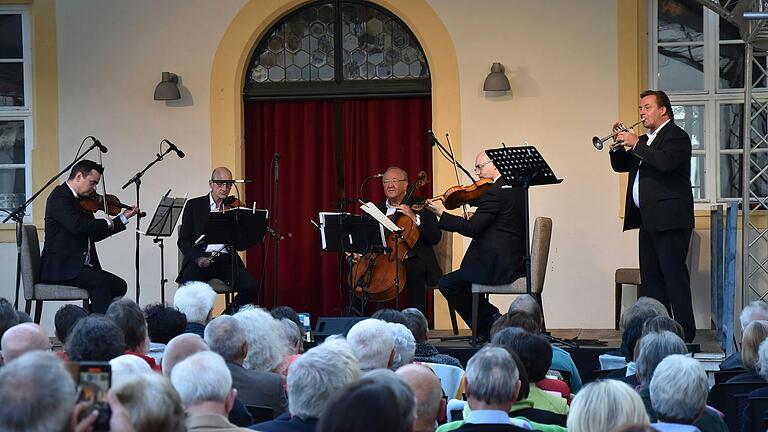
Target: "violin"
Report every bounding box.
[412,178,493,211]
[80,193,145,218]
[221,196,243,210]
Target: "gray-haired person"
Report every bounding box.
[649,355,709,431]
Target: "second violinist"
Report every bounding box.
[378,166,442,314]
[39,160,140,314]
[425,150,526,342]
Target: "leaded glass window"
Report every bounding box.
[244,0,430,100]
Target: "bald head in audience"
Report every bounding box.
[162,333,209,377]
[1,322,50,364]
[396,364,444,432]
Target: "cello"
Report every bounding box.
[351,171,428,302]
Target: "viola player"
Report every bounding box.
[426,150,526,342]
[40,159,139,314]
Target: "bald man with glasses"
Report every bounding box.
[426,151,525,342]
[176,167,260,313]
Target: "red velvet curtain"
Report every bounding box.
[244,97,432,321]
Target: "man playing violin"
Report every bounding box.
[40,159,140,314]
[379,166,442,314]
[426,151,525,342]
[176,167,260,313]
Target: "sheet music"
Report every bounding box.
[360,201,400,233]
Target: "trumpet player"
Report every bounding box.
[610,90,696,342]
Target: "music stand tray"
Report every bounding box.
[486,146,562,295]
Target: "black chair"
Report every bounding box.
[708,381,766,432]
[748,396,768,432]
[245,405,274,423]
[714,368,749,385]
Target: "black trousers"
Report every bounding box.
[404,256,428,315]
[61,266,128,314]
[639,227,695,342]
[438,270,500,337]
[179,254,260,312]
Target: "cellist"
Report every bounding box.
[425,151,526,343]
[379,167,442,314]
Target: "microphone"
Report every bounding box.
[274,153,280,183]
[91,136,108,153]
[232,179,252,183]
[427,129,437,145]
[373,173,384,178]
[163,139,185,158]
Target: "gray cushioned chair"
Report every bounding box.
[20,224,89,323]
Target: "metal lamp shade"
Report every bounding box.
[153,72,181,101]
[483,63,511,92]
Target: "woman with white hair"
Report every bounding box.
[649,354,709,431]
[387,322,416,370]
[233,305,291,373]
[567,380,650,432]
[173,281,217,337]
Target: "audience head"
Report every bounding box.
[15,311,31,324]
[508,294,544,329]
[620,297,669,331]
[0,298,19,341]
[465,346,520,411]
[271,306,305,337]
[371,308,410,327]
[106,298,148,354]
[757,339,768,381]
[396,364,444,431]
[173,281,216,324]
[110,353,153,387]
[66,315,125,361]
[204,315,247,363]
[567,380,649,432]
[54,304,87,344]
[144,303,187,345]
[347,318,395,371]
[491,328,551,382]
[641,315,685,339]
[740,300,768,331]
[113,372,186,432]
[402,307,429,343]
[742,320,768,369]
[363,369,417,426]
[287,336,360,419]
[162,333,209,377]
[233,305,289,372]
[318,378,412,432]
[622,314,656,362]
[650,354,708,424]
[635,330,687,387]
[1,322,50,364]
[489,339,531,401]
[171,351,235,414]
[0,351,75,432]
[387,322,416,370]
[490,310,539,338]
[279,318,303,355]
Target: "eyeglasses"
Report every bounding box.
[474,160,493,171]
[210,180,234,187]
[382,179,407,185]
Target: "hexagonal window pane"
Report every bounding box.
[268,67,285,82]
[367,18,383,36]
[310,21,325,38]
[286,35,301,53]
[409,62,422,77]
[295,50,310,67]
[268,35,284,53]
[311,50,328,67]
[377,64,392,79]
[319,65,334,80]
[260,52,276,68]
[392,62,408,78]
[350,49,366,66]
[369,50,384,65]
[286,65,302,81]
[251,65,268,83]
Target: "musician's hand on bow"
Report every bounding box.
[425,199,444,217]
[122,205,140,219]
[395,204,417,223]
[195,256,212,268]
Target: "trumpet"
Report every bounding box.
[592,120,643,150]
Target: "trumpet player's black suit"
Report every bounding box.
[437,178,526,338]
[610,120,695,342]
[176,193,260,311]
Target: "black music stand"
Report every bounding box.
[204,207,268,297]
[487,146,562,295]
[144,191,186,304]
[319,212,385,316]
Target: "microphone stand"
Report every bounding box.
[271,154,280,307]
[121,146,176,303]
[3,142,105,308]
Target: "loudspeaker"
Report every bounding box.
[314,316,367,341]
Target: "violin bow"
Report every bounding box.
[444,133,469,219]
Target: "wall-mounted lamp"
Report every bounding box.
[153,72,181,101]
[483,62,511,92]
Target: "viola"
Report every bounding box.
[221,195,243,210]
[412,178,493,211]
[80,193,145,218]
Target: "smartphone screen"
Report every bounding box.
[77,362,111,431]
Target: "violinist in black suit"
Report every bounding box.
[176,167,260,312]
[426,151,525,340]
[40,160,140,314]
[612,90,696,342]
[377,166,442,314]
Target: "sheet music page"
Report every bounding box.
[360,202,400,232]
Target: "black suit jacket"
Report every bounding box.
[377,197,443,286]
[40,183,125,281]
[176,194,247,283]
[438,178,525,285]
[610,121,694,232]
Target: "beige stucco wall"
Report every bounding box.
[0,0,715,335]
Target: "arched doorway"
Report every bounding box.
[243,0,433,319]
